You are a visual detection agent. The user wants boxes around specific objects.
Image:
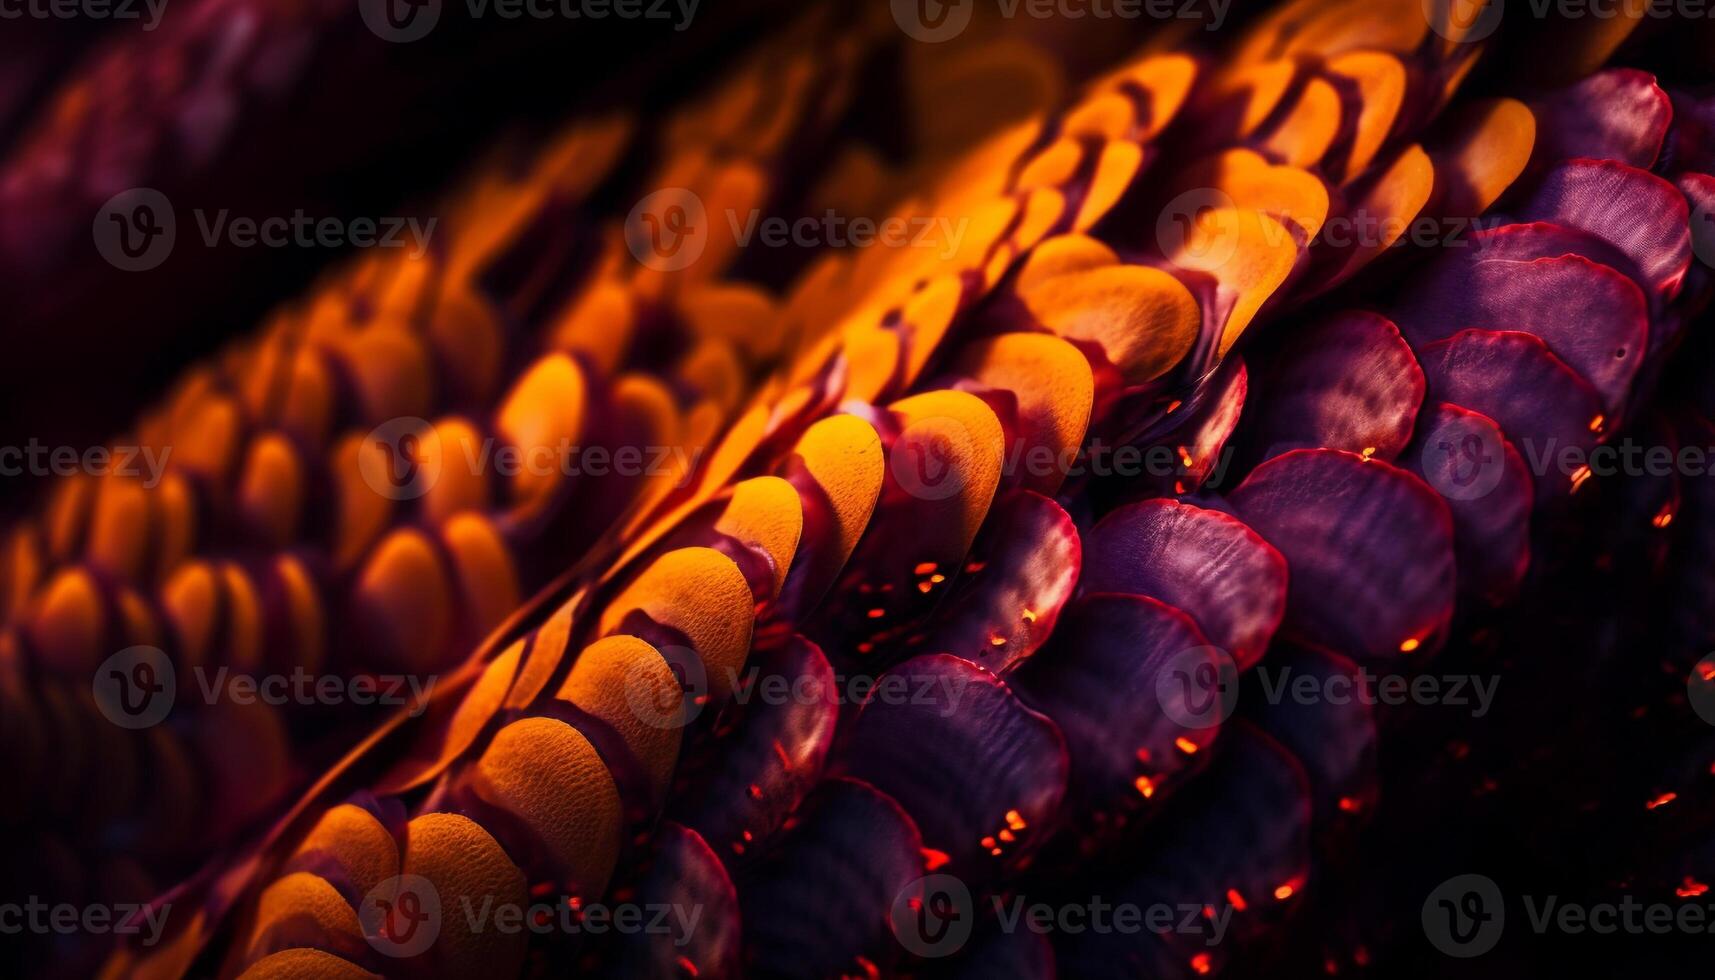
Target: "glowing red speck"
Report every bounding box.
[867,608,886,619]
[1648,792,1678,810]
[1226,888,1247,911]
[677,956,700,977]
[1134,775,1157,798]
[1005,809,1026,830]
[748,784,763,800]
[914,562,938,576]
[1175,736,1199,754]
[922,848,951,870]
[1191,952,1213,974]
[1677,876,1709,898]
[1274,883,1295,900]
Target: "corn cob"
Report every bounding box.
[0,0,1706,976]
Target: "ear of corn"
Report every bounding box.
[2,1,1713,977]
